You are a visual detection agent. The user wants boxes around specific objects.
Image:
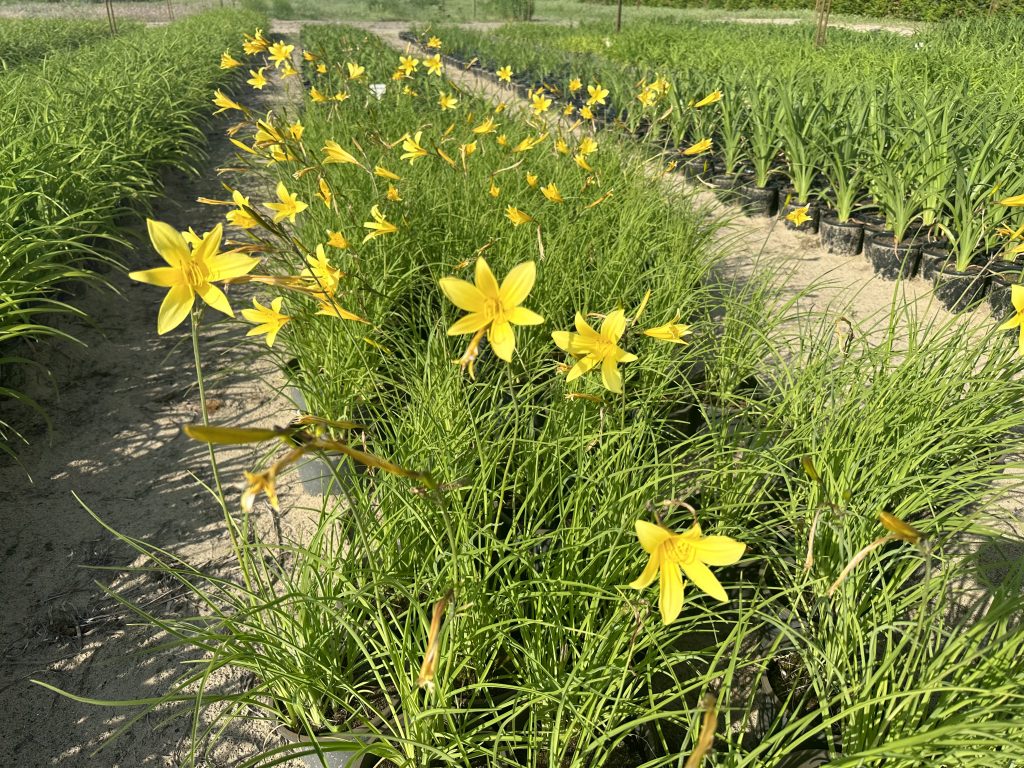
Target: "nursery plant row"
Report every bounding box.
[0,18,126,70]
[90,21,1024,768]
[0,9,262,443]
[581,0,1024,22]
[425,18,1024,313]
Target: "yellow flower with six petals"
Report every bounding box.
[552,309,637,394]
[241,297,289,346]
[630,520,745,625]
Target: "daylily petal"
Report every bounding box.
[998,315,1022,331]
[147,219,189,268]
[193,223,224,263]
[207,252,260,281]
[659,560,685,625]
[629,551,661,590]
[681,559,729,603]
[635,520,673,553]
[694,535,746,566]
[440,277,487,313]
[499,260,536,307]
[1012,284,1024,313]
[617,350,639,363]
[601,355,623,393]
[566,354,599,382]
[128,266,180,288]
[601,308,627,342]
[574,311,600,339]
[448,312,490,335]
[196,282,234,317]
[488,320,515,361]
[475,257,500,300]
[156,284,194,335]
[508,306,544,326]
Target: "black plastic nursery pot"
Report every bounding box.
[781,200,820,234]
[681,156,713,181]
[988,262,1024,318]
[863,233,922,281]
[918,240,951,282]
[736,182,779,217]
[932,264,990,313]
[818,216,864,255]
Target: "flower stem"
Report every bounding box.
[190,308,225,504]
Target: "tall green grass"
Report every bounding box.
[0,18,125,70]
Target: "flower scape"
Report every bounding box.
[16,10,1024,768]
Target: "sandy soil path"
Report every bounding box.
[0,21,309,767]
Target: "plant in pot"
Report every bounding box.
[930,124,1015,311]
[814,92,870,255]
[863,132,929,281]
[777,83,824,233]
[738,76,783,217]
[707,84,750,199]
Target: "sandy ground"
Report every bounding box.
[0,21,312,767]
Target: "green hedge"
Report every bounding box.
[582,0,1024,22]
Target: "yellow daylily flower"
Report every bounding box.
[630,520,746,625]
[241,297,289,347]
[427,35,443,49]
[513,133,547,153]
[316,62,328,74]
[220,51,242,69]
[289,121,304,141]
[347,61,365,79]
[322,139,362,166]
[226,190,258,229]
[212,89,244,114]
[505,206,533,226]
[555,138,570,155]
[496,134,508,147]
[461,140,477,157]
[317,177,332,207]
[568,77,582,92]
[254,119,284,146]
[998,284,1024,355]
[998,194,1024,207]
[586,84,609,106]
[526,172,539,188]
[637,87,658,108]
[552,309,637,394]
[315,300,367,323]
[682,138,712,156]
[579,105,594,121]
[247,67,267,90]
[401,131,429,163]
[327,230,349,249]
[488,180,501,198]
[399,55,419,75]
[497,65,513,82]
[303,49,317,61]
[310,85,328,102]
[644,316,692,344]
[281,62,298,78]
[242,28,269,55]
[264,182,307,223]
[438,92,459,110]
[531,90,552,115]
[577,136,598,156]
[424,54,443,76]
[129,220,258,334]
[786,206,812,227]
[304,244,343,296]
[387,184,402,202]
[438,257,544,373]
[267,40,294,69]
[473,117,499,134]
[540,182,563,204]
[362,205,398,242]
[333,91,349,103]
[574,153,593,172]
[563,103,575,116]
[694,89,723,108]
[242,469,280,513]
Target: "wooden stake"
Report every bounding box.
[616,0,623,32]
[814,0,832,48]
